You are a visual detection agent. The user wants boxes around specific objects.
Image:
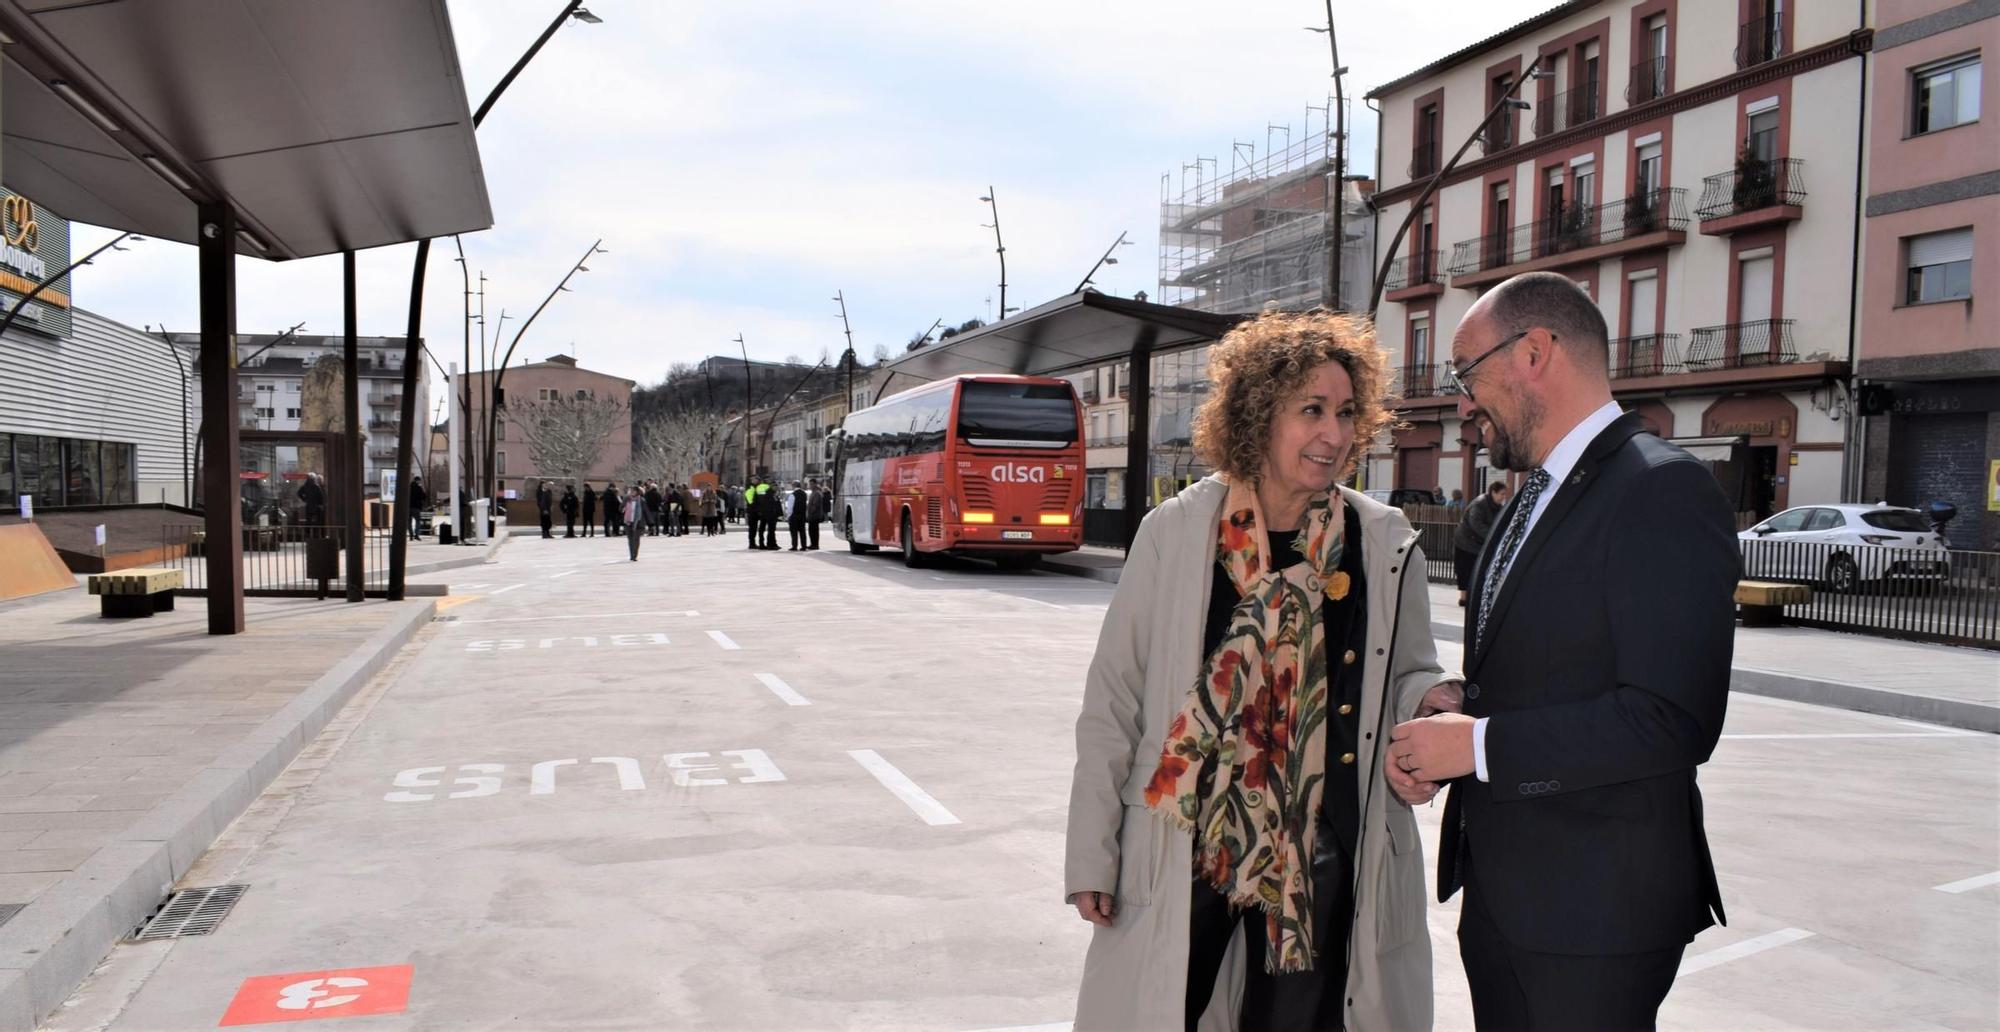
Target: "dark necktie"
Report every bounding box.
[1476,468,1552,652]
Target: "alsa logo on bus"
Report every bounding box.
[990,463,1046,484]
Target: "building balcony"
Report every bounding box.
[1627,57,1670,105]
[1447,188,1689,288]
[1393,364,1457,408]
[1532,83,1601,137]
[1606,322,1841,391]
[1410,140,1440,180]
[1736,12,1783,69]
[1383,251,1446,301]
[1695,158,1805,235]
[1480,114,1517,156]
[1087,433,1129,448]
[369,393,402,407]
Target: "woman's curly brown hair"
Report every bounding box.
[1191,309,1397,484]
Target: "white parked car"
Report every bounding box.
[1738,503,1950,592]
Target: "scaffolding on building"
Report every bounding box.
[1159,98,1353,314]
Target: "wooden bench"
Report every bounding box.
[1735,579,1810,627]
[86,567,185,618]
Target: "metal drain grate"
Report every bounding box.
[130,885,247,941]
[0,903,22,929]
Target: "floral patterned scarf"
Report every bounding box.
[1145,475,1347,974]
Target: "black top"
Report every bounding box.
[1200,506,1369,861]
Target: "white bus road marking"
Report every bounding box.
[464,633,668,652]
[489,583,525,595]
[755,673,811,706]
[450,610,700,624]
[1934,870,2000,894]
[962,1025,1072,1032]
[550,569,584,579]
[1676,928,1814,976]
[848,749,960,826]
[1014,596,1065,610]
[707,630,741,651]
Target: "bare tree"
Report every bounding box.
[624,407,725,483]
[508,394,629,487]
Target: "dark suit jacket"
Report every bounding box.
[1438,412,1738,956]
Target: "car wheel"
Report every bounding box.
[900,512,926,568]
[1824,553,1861,594]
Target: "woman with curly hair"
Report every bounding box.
[1065,310,1462,1031]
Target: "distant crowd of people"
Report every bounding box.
[514,475,834,562]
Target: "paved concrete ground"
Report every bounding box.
[40,529,1997,1031]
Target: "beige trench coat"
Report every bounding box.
[1065,478,1457,1031]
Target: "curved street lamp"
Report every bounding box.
[979,188,1008,319]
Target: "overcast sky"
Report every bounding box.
[66,0,1551,418]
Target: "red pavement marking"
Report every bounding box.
[218,965,414,1026]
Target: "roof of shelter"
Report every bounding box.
[878,290,1247,385]
[0,0,492,260]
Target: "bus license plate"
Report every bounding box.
[1003,530,1033,540]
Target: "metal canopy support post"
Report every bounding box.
[388,239,431,600]
[197,203,245,633]
[1120,325,1158,551]
[343,251,364,603]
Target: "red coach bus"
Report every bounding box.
[830,374,1084,568]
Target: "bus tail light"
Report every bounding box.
[1039,514,1071,526]
[964,512,995,524]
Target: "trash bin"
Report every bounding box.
[468,499,489,544]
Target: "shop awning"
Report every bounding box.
[0,0,492,259]
[1669,435,1746,462]
[880,290,1245,382]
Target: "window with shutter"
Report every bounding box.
[1906,228,1974,303]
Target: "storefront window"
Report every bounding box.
[0,433,12,501]
[0,433,138,507]
[36,437,62,508]
[67,438,101,504]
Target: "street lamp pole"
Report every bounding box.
[832,290,856,418]
[1073,231,1131,293]
[1310,3,1349,312]
[147,323,193,507]
[980,188,1007,319]
[1368,56,1547,313]
[389,0,601,600]
[735,333,753,479]
[0,232,142,339]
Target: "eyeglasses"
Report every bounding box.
[1444,328,1549,399]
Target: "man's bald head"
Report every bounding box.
[1468,272,1610,376]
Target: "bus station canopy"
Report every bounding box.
[0,0,492,259]
[880,290,1244,382]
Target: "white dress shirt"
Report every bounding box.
[1473,400,1626,782]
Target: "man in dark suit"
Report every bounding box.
[1387,272,1738,1030]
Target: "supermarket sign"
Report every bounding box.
[0,190,72,339]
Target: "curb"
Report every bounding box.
[1428,619,1997,734]
[403,532,508,578]
[1041,556,1121,585]
[0,599,438,1030]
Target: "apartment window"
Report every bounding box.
[1913,55,1981,134]
[253,407,274,419]
[285,408,301,419]
[496,451,508,476]
[496,420,506,441]
[1574,159,1597,209]
[1579,41,1601,121]
[1410,316,1432,367]
[1636,139,1664,197]
[1416,103,1441,174]
[538,388,557,402]
[1747,106,1779,161]
[1486,74,1516,150]
[1905,228,1973,303]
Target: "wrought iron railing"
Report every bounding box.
[1447,188,1689,275]
[1087,433,1129,448]
[1410,139,1440,179]
[1685,319,1798,371]
[1533,83,1601,136]
[1383,251,1445,293]
[1396,364,1447,400]
[1607,333,1687,379]
[1696,158,1806,220]
[165,523,392,598]
[1628,57,1670,103]
[1736,11,1783,68]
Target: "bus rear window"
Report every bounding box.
[956,382,1078,445]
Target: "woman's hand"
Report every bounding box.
[1386,757,1440,806]
[1069,891,1117,927]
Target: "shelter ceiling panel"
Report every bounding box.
[2,135,189,239]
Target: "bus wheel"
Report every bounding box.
[997,553,1041,571]
[845,509,875,553]
[900,512,926,569]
